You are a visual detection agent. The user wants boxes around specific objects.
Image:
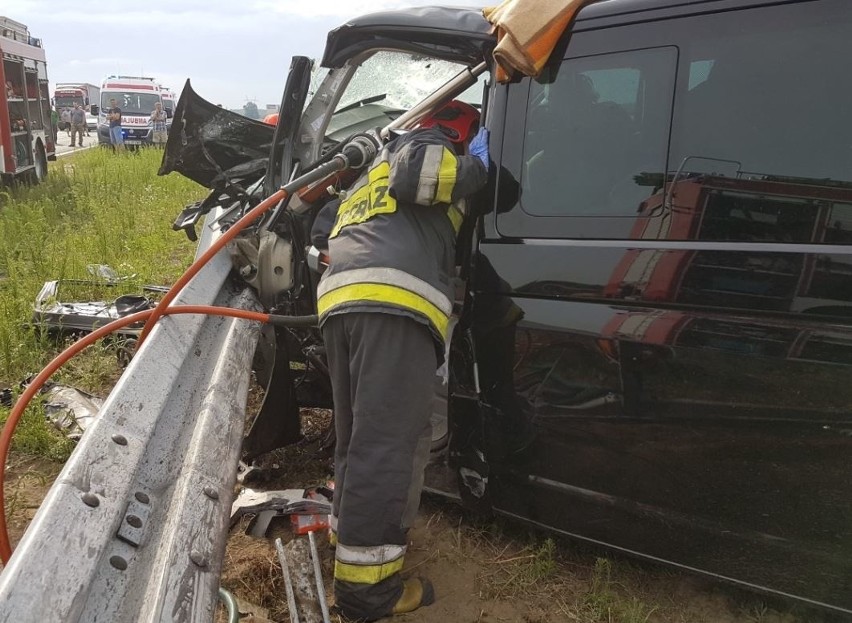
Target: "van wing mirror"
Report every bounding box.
[90,104,99,115]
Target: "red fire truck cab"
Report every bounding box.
[0,16,54,184]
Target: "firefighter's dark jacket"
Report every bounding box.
[314,127,488,343]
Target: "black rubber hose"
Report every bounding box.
[267,314,319,328]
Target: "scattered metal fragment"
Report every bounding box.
[233,596,271,621]
[42,385,104,440]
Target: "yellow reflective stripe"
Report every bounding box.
[317,267,452,316]
[318,283,449,339]
[330,160,396,238]
[435,147,457,204]
[447,204,463,233]
[335,556,405,584]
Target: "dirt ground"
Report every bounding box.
[2,411,842,623]
[219,489,822,623]
[2,455,63,550]
[218,410,832,623]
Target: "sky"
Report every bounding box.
[5,0,490,110]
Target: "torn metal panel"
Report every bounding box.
[230,489,331,523]
[32,282,154,335]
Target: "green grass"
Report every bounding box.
[580,557,658,623]
[477,536,559,600]
[0,147,204,458]
[470,519,659,622]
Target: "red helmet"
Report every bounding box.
[420,100,480,144]
[262,112,279,126]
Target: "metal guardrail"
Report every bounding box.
[0,208,261,622]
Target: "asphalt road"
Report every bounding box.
[54,129,98,156]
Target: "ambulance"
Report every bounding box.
[97,75,163,146]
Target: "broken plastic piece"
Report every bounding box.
[230,487,332,538]
[291,514,329,535]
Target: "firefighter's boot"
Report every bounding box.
[391,578,435,615]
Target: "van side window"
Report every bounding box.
[521,47,676,218]
[671,13,852,186]
[668,6,852,244]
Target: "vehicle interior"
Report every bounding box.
[523,47,674,218]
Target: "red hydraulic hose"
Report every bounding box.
[140,136,366,345]
[1,141,352,564]
[137,188,288,345]
[0,305,273,564]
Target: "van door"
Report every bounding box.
[474,0,852,614]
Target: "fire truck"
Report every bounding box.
[0,16,54,184]
[98,75,163,147]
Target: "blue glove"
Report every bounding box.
[468,127,490,169]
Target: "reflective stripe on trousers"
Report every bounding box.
[335,543,407,584]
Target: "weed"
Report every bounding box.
[0,147,203,458]
[577,557,657,623]
[0,397,75,461]
[477,536,560,600]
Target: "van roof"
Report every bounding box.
[576,0,793,25]
[322,0,797,67]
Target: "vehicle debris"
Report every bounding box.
[230,487,332,538]
[42,385,103,440]
[31,264,168,337]
[1,380,103,440]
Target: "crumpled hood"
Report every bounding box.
[158,79,274,190]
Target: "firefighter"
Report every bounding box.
[313,100,489,621]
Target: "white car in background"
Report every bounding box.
[85,112,98,131]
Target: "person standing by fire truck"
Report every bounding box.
[313,101,489,621]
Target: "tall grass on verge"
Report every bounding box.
[0,147,204,458]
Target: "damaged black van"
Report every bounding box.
[166,0,852,616]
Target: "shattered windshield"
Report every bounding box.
[323,50,484,145]
[336,51,475,112]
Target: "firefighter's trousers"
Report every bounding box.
[323,312,436,620]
